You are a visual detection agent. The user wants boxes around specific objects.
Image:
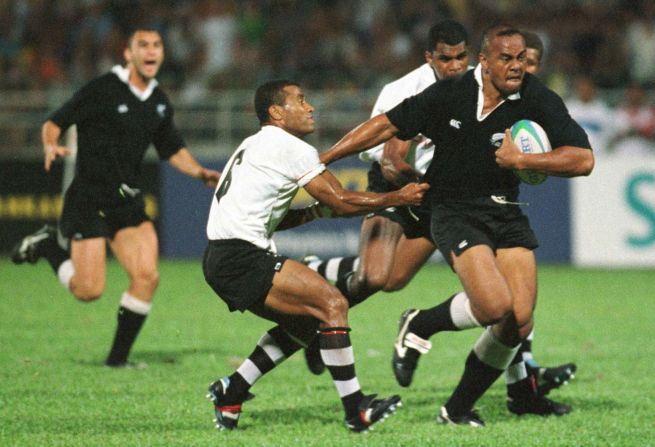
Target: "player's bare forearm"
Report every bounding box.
[304,171,428,217]
[330,185,428,216]
[520,146,594,177]
[380,138,421,186]
[41,120,71,172]
[320,114,399,165]
[168,148,221,187]
[500,147,594,177]
[276,204,327,231]
[495,129,594,177]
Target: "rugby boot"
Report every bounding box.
[535,362,577,395]
[206,377,255,431]
[392,309,432,387]
[436,406,485,427]
[507,394,572,416]
[345,394,402,432]
[11,225,56,264]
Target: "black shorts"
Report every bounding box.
[430,197,539,268]
[59,182,149,240]
[202,239,288,312]
[365,162,432,240]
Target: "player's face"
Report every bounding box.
[525,48,541,74]
[279,86,315,137]
[425,41,469,80]
[125,31,164,81]
[480,34,526,96]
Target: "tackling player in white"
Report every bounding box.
[202,79,428,433]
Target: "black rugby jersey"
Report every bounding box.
[386,68,591,202]
[50,70,185,192]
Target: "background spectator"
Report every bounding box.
[611,83,655,155]
[1,0,654,157]
[566,74,619,155]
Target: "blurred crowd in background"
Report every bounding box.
[1,0,655,155]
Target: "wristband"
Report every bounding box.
[318,203,334,218]
[308,202,333,219]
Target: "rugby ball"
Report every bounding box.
[510,119,551,185]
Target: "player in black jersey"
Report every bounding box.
[12,27,220,368]
[320,24,594,426]
[304,24,577,411]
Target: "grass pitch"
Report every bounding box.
[1,258,654,446]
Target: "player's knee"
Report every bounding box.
[517,318,534,339]
[382,273,410,292]
[322,289,349,323]
[513,306,534,330]
[356,268,387,292]
[72,280,104,302]
[473,295,513,325]
[132,267,160,290]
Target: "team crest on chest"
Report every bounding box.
[449,119,461,129]
[490,132,505,147]
[157,104,166,117]
[117,104,128,113]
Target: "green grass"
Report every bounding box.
[1,258,654,446]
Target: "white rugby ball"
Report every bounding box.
[510,119,552,185]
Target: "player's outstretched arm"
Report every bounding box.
[320,114,399,165]
[167,148,221,188]
[304,170,428,217]
[41,120,72,172]
[275,202,331,231]
[380,137,422,186]
[495,129,594,177]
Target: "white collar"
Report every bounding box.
[474,64,520,121]
[111,65,158,101]
[422,63,440,83]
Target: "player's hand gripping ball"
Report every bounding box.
[510,119,552,185]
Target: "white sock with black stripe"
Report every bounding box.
[236,331,287,385]
[308,257,359,283]
[319,327,364,419]
[227,326,302,402]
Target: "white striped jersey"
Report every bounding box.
[360,63,438,174]
[206,125,325,251]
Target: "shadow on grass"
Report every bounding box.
[73,347,220,368]
[238,401,350,430]
[16,399,342,435]
[481,389,624,424]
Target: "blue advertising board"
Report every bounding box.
[159,157,573,263]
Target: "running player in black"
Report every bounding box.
[320,23,594,426]
[11,27,220,368]
[304,22,577,407]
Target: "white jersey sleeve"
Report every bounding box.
[206,126,325,251]
[359,64,438,171]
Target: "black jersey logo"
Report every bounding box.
[117,104,128,113]
[490,132,505,148]
[157,104,166,117]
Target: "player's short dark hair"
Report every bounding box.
[426,19,469,51]
[480,23,524,55]
[522,31,544,61]
[126,26,161,47]
[254,80,299,124]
